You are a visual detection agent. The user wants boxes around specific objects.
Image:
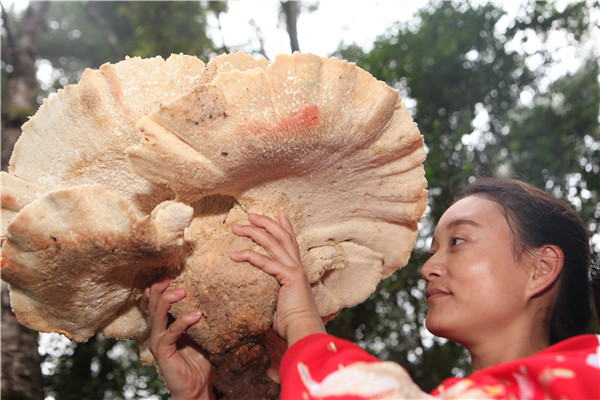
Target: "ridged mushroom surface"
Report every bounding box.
[0,52,427,399]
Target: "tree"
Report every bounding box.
[500,58,600,224]
[1,0,49,170]
[1,2,49,399]
[281,1,300,52]
[279,1,319,54]
[329,0,599,391]
[1,283,44,400]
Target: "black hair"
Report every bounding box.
[455,178,599,344]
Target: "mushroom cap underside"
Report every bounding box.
[1,52,427,355]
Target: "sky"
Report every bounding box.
[209,0,425,58]
[209,0,598,63]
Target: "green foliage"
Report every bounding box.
[110,1,223,58]
[0,390,39,400]
[42,335,168,400]
[501,58,599,217]
[36,1,226,90]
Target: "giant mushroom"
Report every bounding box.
[0,52,427,399]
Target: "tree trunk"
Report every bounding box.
[281,1,300,53]
[1,2,49,399]
[1,1,50,171]
[1,283,44,400]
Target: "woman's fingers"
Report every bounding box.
[232,212,302,267]
[146,284,204,362]
[143,275,196,351]
[141,277,212,399]
[231,212,327,344]
[230,247,310,296]
[231,211,306,288]
[140,287,150,314]
[276,211,302,265]
[250,213,298,253]
[277,211,298,246]
[230,249,287,279]
[147,275,171,315]
[151,289,186,336]
[159,310,203,349]
[232,225,297,268]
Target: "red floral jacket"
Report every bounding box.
[279,333,600,399]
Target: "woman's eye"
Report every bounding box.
[451,238,465,246]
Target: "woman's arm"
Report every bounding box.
[231,211,326,347]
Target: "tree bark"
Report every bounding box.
[281,1,300,53]
[1,1,49,171]
[1,283,44,400]
[1,2,48,399]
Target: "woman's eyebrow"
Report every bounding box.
[430,218,481,248]
[446,218,481,229]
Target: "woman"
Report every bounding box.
[142,179,600,399]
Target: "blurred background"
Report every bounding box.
[1,1,598,399]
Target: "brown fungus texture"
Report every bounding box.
[1,52,427,399]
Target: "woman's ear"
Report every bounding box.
[527,244,564,298]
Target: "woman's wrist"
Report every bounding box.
[285,315,327,348]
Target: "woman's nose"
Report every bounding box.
[421,255,445,281]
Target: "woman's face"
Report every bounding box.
[421,195,531,346]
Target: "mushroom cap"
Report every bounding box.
[127,52,428,318]
[0,52,426,371]
[1,53,211,343]
[2,54,211,222]
[1,184,192,341]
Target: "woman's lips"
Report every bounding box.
[425,287,451,301]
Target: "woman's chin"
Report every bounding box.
[425,316,455,340]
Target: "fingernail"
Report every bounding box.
[191,310,202,318]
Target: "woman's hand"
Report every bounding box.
[231,211,326,347]
[140,276,212,400]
